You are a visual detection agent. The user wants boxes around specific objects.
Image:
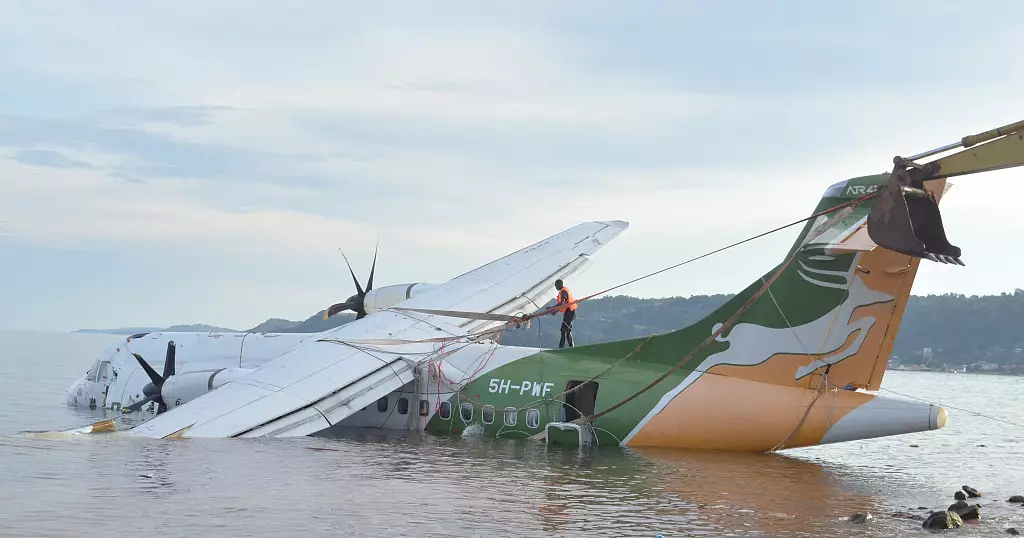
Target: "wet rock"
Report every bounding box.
[922,510,963,529]
[849,513,873,524]
[1008,529,1020,536]
[962,485,982,498]
[891,512,916,519]
[948,501,980,521]
[1009,495,1024,503]
[955,491,967,501]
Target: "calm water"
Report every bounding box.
[1,330,1022,537]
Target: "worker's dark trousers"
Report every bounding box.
[559,310,575,348]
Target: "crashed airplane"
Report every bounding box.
[65,119,1024,451]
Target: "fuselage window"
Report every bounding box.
[419,399,429,417]
[526,408,540,428]
[377,396,388,413]
[504,407,517,426]
[397,397,409,415]
[439,401,452,420]
[482,405,494,424]
[460,402,473,422]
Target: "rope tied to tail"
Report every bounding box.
[563,193,874,431]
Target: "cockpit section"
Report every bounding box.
[66,356,113,410]
[85,358,112,385]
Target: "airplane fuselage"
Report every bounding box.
[315,340,945,451]
[66,331,317,413]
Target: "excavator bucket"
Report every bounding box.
[866,165,964,265]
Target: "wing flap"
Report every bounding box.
[239,357,419,438]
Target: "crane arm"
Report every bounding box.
[916,119,1024,179]
[867,119,1024,265]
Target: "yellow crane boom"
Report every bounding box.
[867,119,1024,264]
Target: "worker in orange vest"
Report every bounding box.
[550,279,577,348]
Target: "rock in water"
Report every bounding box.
[849,513,873,524]
[948,501,981,521]
[923,510,963,529]
[955,491,967,501]
[963,485,982,498]
[1007,529,1020,536]
[1009,496,1024,503]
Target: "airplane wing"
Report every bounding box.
[129,220,628,439]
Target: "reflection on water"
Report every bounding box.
[1,331,1023,537]
[1,429,1012,537]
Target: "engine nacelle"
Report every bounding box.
[363,283,437,316]
[161,368,251,409]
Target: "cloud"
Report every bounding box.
[2,1,1024,332]
[12,149,93,169]
[93,105,231,128]
[0,114,336,188]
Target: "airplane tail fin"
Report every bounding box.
[644,173,951,392]
[579,173,955,450]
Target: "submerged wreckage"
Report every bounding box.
[66,119,1024,450]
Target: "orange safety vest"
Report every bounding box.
[555,286,578,312]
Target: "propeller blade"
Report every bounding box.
[132,353,163,388]
[324,305,339,320]
[339,249,365,298]
[157,402,168,415]
[161,341,176,380]
[122,396,155,413]
[325,300,359,319]
[366,238,378,292]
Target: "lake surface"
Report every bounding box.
[1,330,1022,537]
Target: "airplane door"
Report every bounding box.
[561,380,599,422]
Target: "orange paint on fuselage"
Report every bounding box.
[624,373,872,450]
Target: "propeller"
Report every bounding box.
[324,241,378,320]
[121,341,176,415]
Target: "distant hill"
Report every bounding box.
[74,326,165,335]
[74,291,1024,366]
[76,310,358,336]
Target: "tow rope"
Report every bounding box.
[393,190,879,329]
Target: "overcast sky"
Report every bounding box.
[1,1,1022,332]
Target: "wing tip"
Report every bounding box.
[596,219,629,231]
